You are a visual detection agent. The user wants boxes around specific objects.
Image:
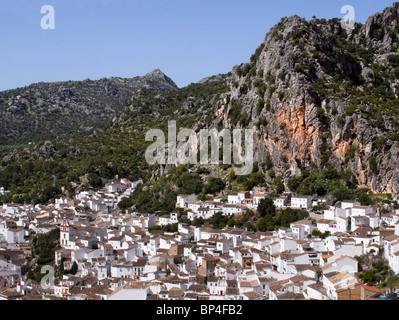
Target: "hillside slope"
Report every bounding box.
[0,69,177,145]
[206,3,399,195]
[1,3,399,205]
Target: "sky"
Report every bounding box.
[0,0,396,91]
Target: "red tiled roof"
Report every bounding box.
[361,284,380,293]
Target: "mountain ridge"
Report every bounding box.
[0,69,178,146]
[1,3,399,205]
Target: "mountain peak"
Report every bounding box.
[362,1,399,53]
[143,69,178,90]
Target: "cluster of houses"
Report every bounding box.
[1,182,399,300]
[172,192,314,224]
[0,178,141,299]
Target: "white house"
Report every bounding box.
[273,197,288,208]
[322,255,358,274]
[382,210,399,227]
[336,216,349,233]
[222,205,245,217]
[306,283,328,300]
[290,220,314,237]
[0,187,11,196]
[187,201,203,213]
[384,235,399,274]
[0,260,21,278]
[322,272,358,300]
[110,261,133,279]
[290,224,305,240]
[323,207,336,220]
[158,214,172,226]
[227,193,240,205]
[237,192,251,204]
[5,227,25,244]
[341,200,361,210]
[350,206,374,217]
[290,196,312,210]
[351,216,370,232]
[108,281,162,300]
[170,211,180,224]
[253,193,268,207]
[316,219,335,234]
[176,195,197,209]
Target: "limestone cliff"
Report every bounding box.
[206,6,399,194]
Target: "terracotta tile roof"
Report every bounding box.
[243,291,263,299]
[361,284,380,294]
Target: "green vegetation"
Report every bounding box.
[0,78,228,205]
[256,203,308,232]
[228,163,266,190]
[204,177,226,194]
[229,99,250,127]
[59,259,78,276]
[151,223,179,233]
[310,228,330,239]
[369,157,379,175]
[287,166,375,204]
[191,212,231,230]
[27,228,61,283]
[131,165,204,213]
[118,197,135,211]
[0,73,178,146]
[257,197,276,217]
[358,254,399,289]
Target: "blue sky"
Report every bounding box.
[0,0,396,91]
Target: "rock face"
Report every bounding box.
[361,3,399,53]
[202,5,399,195]
[0,70,178,145]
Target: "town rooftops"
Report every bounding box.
[0,288,22,299]
[317,219,334,224]
[384,235,399,242]
[243,291,263,299]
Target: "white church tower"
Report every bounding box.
[60,216,70,248]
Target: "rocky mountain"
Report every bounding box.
[0,69,178,145]
[215,3,399,195]
[116,3,399,196]
[1,3,399,205]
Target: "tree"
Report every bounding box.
[273,175,285,194]
[192,217,205,227]
[71,261,78,275]
[311,228,330,239]
[208,212,229,229]
[59,257,66,274]
[118,197,134,211]
[257,198,276,217]
[204,177,225,194]
[256,216,275,232]
[358,269,379,285]
[87,173,102,188]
